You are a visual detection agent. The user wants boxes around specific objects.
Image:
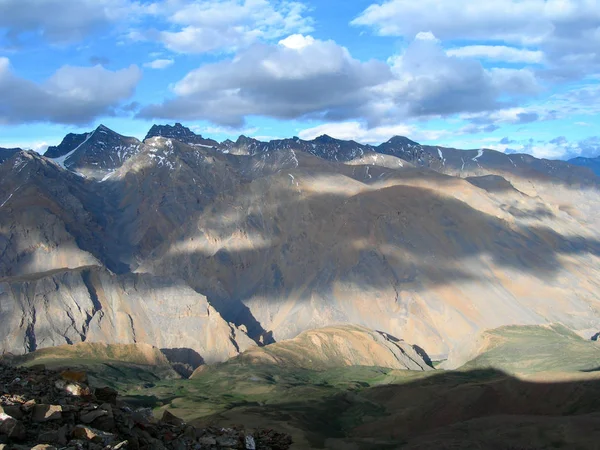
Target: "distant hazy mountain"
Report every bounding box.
[2,124,600,368]
[568,155,600,176]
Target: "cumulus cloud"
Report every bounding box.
[497,135,600,159]
[138,35,392,126]
[0,140,50,153]
[144,59,174,69]
[352,0,596,44]
[134,0,314,54]
[0,0,150,44]
[353,0,600,78]
[140,32,539,127]
[0,58,142,125]
[373,33,539,121]
[464,82,600,129]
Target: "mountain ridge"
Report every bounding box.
[3,125,600,367]
[569,155,600,176]
[35,123,600,188]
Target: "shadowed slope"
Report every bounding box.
[3,139,600,364]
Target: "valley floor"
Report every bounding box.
[9,324,600,449]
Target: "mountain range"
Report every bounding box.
[568,155,600,176]
[2,122,600,369]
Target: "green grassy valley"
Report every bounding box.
[7,324,600,449]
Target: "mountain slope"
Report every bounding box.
[0,266,254,364]
[232,324,433,371]
[3,129,600,367]
[0,150,109,277]
[460,323,600,376]
[136,142,600,363]
[569,155,600,176]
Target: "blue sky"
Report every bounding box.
[0,0,599,160]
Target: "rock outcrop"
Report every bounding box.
[145,123,218,148]
[0,267,255,364]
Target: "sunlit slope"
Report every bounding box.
[193,325,433,375]
[461,323,600,376]
[138,147,600,364]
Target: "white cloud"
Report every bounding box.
[415,31,439,42]
[137,0,314,54]
[353,0,600,78]
[447,46,544,64]
[374,33,540,121]
[0,140,49,153]
[463,82,600,129]
[352,0,593,44]
[279,34,315,49]
[0,0,152,44]
[144,59,174,69]
[491,135,600,159]
[139,32,541,127]
[139,35,391,126]
[0,58,142,125]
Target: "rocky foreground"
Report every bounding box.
[0,364,291,450]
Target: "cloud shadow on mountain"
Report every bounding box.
[3,148,600,344]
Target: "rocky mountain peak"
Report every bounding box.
[43,125,141,179]
[385,136,421,147]
[235,135,260,146]
[314,134,337,143]
[44,132,89,159]
[146,123,195,140]
[145,123,218,148]
[95,124,115,134]
[0,147,22,165]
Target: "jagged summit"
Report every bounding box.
[235,135,260,145]
[0,146,22,164]
[44,132,89,159]
[314,134,336,142]
[43,124,141,179]
[145,123,219,147]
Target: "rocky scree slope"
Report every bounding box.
[0,362,291,449]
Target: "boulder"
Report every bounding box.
[72,425,115,445]
[160,410,185,427]
[94,387,118,405]
[31,405,62,423]
[0,413,26,440]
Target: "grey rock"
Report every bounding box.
[32,405,62,423]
